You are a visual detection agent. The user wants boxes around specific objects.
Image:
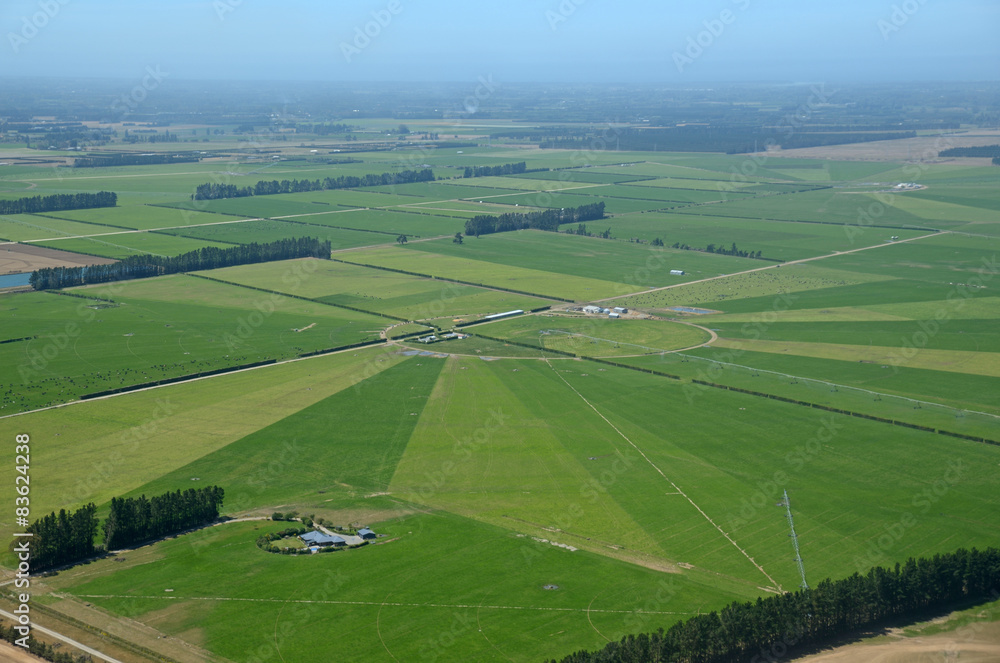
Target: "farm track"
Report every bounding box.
[0,608,124,663]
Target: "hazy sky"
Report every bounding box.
[2,0,997,83]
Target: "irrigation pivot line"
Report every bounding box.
[781,489,809,590]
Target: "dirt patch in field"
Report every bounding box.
[0,244,116,275]
[0,639,46,663]
[795,621,1000,662]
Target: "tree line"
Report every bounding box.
[30,237,331,290]
[463,162,527,178]
[192,168,435,200]
[538,127,918,154]
[74,153,200,168]
[939,145,1000,158]
[103,486,225,550]
[25,486,224,571]
[550,546,1000,663]
[464,202,606,237]
[0,191,116,215]
[26,504,99,570]
[671,241,764,259]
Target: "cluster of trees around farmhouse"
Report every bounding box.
[26,486,224,570]
[464,202,605,237]
[30,237,331,290]
[0,621,93,662]
[103,486,225,550]
[0,191,116,215]
[74,153,200,168]
[551,546,1000,663]
[192,168,434,200]
[463,162,527,178]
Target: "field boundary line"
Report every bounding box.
[70,595,695,615]
[542,359,783,592]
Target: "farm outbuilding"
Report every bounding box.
[670,269,685,276]
[609,312,620,319]
[358,528,377,540]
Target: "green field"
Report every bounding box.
[201,258,552,320]
[474,314,711,356]
[1,140,998,663]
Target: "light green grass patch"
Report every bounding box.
[0,347,406,524]
[615,263,891,310]
[477,314,711,356]
[0,214,126,242]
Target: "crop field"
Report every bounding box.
[0,139,998,663]
[602,212,929,260]
[33,232,235,259]
[582,184,751,204]
[477,190,679,214]
[403,230,763,292]
[201,258,552,320]
[38,206,239,231]
[160,218,396,250]
[338,243,631,300]
[0,214,126,242]
[297,208,462,236]
[0,273,388,413]
[473,314,711,356]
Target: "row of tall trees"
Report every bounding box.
[939,145,1000,158]
[464,202,606,237]
[30,237,331,290]
[552,546,1000,663]
[668,241,764,259]
[0,191,116,215]
[74,153,199,168]
[26,504,99,570]
[103,486,225,550]
[463,162,527,178]
[192,168,435,200]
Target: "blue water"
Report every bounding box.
[0,273,30,288]
[668,306,716,314]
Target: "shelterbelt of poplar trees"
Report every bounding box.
[30,237,331,290]
[464,202,605,237]
[0,191,116,215]
[551,546,1000,663]
[192,167,434,200]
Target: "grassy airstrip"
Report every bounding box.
[0,143,998,663]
